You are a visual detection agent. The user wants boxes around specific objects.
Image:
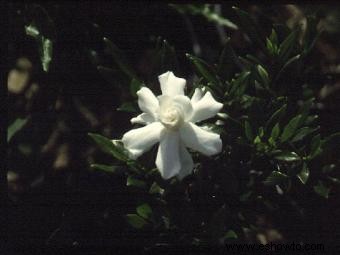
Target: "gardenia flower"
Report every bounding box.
[121,71,223,180]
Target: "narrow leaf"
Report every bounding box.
[280,114,302,143]
[275,151,300,162]
[263,171,288,186]
[297,162,309,184]
[8,118,28,142]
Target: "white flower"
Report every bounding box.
[121,71,223,180]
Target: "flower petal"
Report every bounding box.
[156,130,181,179]
[172,95,193,121]
[177,143,194,180]
[190,91,223,123]
[179,122,222,156]
[122,122,164,159]
[158,71,186,97]
[191,88,203,104]
[130,113,154,125]
[137,87,159,117]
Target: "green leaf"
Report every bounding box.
[269,28,278,46]
[263,171,288,186]
[186,53,219,86]
[275,151,300,162]
[313,181,330,199]
[130,78,143,97]
[136,203,152,219]
[170,4,238,30]
[126,214,147,229]
[279,28,299,63]
[88,133,129,161]
[265,104,287,133]
[256,64,269,86]
[149,182,165,195]
[270,123,280,141]
[244,120,254,141]
[291,126,319,143]
[224,230,238,239]
[103,37,139,80]
[297,162,309,184]
[8,118,28,142]
[229,71,250,97]
[280,114,302,143]
[126,176,146,188]
[91,164,118,174]
[275,54,301,82]
[310,134,321,158]
[303,15,320,56]
[117,101,138,113]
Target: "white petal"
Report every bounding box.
[137,87,159,117]
[172,95,193,121]
[130,113,154,125]
[179,122,222,156]
[158,71,186,97]
[122,122,164,159]
[190,91,223,123]
[156,130,181,179]
[191,88,203,104]
[177,143,194,180]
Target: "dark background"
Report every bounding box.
[7,2,340,249]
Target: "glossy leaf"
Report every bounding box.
[291,126,319,143]
[265,104,287,133]
[88,133,129,161]
[279,28,299,63]
[126,214,147,229]
[270,123,280,141]
[275,151,300,162]
[297,162,309,184]
[263,171,288,186]
[280,114,302,143]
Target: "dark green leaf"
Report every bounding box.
[280,114,302,143]
[310,134,321,158]
[291,126,319,143]
[256,64,269,86]
[91,164,118,174]
[186,53,219,85]
[224,230,238,239]
[313,181,330,199]
[263,171,288,186]
[229,71,250,97]
[126,214,147,229]
[265,104,287,133]
[279,28,299,63]
[126,176,146,188]
[130,78,143,97]
[275,151,300,162]
[244,120,254,141]
[321,132,340,149]
[270,123,280,141]
[149,182,165,195]
[103,37,138,80]
[297,162,309,184]
[88,133,129,161]
[8,118,28,142]
[275,54,301,82]
[136,203,152,219]
[117,102,138,113]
